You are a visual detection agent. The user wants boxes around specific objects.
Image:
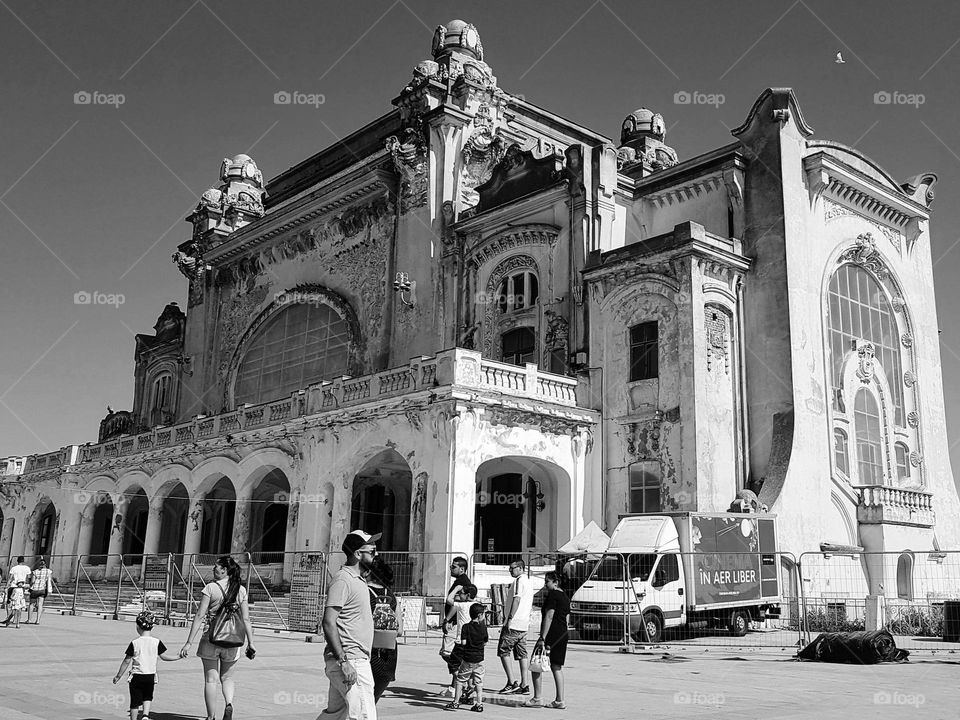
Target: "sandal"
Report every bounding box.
[471,704,484,712]
[444,701,460,711]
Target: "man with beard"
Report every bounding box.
[322,530,381,720]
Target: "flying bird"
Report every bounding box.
[835,51,845,64]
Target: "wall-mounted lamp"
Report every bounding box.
[393,271,416,307]
[524,479,546,512]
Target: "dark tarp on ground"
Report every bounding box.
[797,629,910,664]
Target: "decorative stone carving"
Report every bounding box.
[469,225,558,270]
[824,200,903,252]
[705,307,729,373]
[837,233,888,279]
[901,332,914,348]
[172,241,205,307]
[903,370,916,388]
[891,295,906,313]
[386,121,428,212]
[907,411,919,428]
[455,355,482,387]
[543,310,569,369]
[909,451,923,467]
[856,342,876,384]
[460,103,507,209]
[481,254,538,358]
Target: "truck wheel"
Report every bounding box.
[635,612,663,643]
[727,610,749,637]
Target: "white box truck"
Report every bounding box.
[570,512,781,643]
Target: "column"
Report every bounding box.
[230,487,254,557]
[182,495,204,574]
[105,502,126,578]
[142,496,164,557]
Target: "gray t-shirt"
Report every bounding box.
[324,564,373,660]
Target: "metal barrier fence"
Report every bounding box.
[14,546,960,652]
[796,549,960,650]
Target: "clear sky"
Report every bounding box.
[3,0,960,479]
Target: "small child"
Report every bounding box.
[440,585,478,698]
[445,602,488,713]
[7,582,26,628]
[113,611,179,720]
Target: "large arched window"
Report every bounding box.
[235,302,351,406]
[854,389,883,485]
[827,264,903,425]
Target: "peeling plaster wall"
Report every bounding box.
[593,286,684,527]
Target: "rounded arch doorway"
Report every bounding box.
[350,449,412,552]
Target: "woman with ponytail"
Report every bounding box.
[180,556,257,720]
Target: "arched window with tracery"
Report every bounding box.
[235,298,353,406]
[825,244,920,488]
[827,264,903,424]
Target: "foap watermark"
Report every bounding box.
[74,691,125,708]
[274,90,325,108]
[673,691,726,706]
[874,691,925,707]
[70,489,120,507]
[873,90,925,108]
[674,90,725,108]
[476,490,527,508]
[74,90,125,108]
[273,690,326,707]
[74,290,125,307]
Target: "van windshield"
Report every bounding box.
[587,554,658,582]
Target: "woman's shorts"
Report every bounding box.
[197,636,242,662]
[129,673,156,708]
[544,633,568,667]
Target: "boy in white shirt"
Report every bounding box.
[113,611,180,720]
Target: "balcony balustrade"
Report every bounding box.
[1,348,581,475]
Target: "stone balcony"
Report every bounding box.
[2,348,586,475]
[857,485,935,528]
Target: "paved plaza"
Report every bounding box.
[0,614,956,719]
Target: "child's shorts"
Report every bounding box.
[456,661,485,686]
[129,673,156,708]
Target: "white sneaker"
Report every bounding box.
[439,686,455,697]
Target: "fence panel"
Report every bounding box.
[797,550,960,650]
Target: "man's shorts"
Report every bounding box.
[456,661,485,686]
[497,629,528,660]
[128,673,155,708]
[197,635,242,662]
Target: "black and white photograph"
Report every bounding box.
[1,2,960,718]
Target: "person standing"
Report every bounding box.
[444,557,471,622]
[496,559,532,695]
[365,556,399,703]
[444,602,489,713]
[322,530,380,720]
[27,557,53,624]
[113,610,181,720]
[2,557,31,626]
[526,572,569,709]
[179,556,257,720]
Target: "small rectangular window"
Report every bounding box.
[629,462,661,514]
[629,322,658,382]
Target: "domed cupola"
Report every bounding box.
[621,108,666,146]
[617,106,678,175]
[432,19,483,62]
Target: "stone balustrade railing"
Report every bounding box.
[3,348,581,474]
[859,485,934,511]
[857,484,935,527]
